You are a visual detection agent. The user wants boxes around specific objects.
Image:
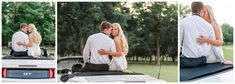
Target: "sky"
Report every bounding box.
[180,0,235,28]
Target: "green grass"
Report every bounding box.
[128,62,178,82]
[222,44,233,61]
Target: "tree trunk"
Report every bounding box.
[172,56,176,62]
[156,37,161,65]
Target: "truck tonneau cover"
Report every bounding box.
[180,63,233,81]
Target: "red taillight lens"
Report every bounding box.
[2,68,7,77]
[49,68,55,78]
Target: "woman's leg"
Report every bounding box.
[109,56,126,71]
[212,46,225,63]
[207,47,220,63]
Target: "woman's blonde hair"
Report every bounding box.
[205,5,223,39]
[29,24,42,45]
[205,5,215,22]
[112,23,129,55]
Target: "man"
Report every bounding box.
[81,21,116,72]
[11,23,31,56]
[180,2,215,67]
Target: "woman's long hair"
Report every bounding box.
[205,5,215,22]
[29,24,42,45]
[112,23,129,55]
[205,5,223,39]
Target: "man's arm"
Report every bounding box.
[83,37,91,63]
[11,34,15,50]
[179,20,184,54]
[208,25,225,62]
[110,40,117,55]
[20,34,32,47]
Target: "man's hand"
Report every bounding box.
[196,36,209,45]
[17,42,24,46]
[98,49,107,55]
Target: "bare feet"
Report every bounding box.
[223,60,233,64]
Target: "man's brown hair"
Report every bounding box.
[191,1,204,14]
[20,23,27,29]
[100,21,112,31]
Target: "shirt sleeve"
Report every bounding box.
[25,34,30,43]
[83,37,91,63]
[110,40,116,52]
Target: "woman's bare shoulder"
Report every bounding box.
[113,37,121,42]
[28,33,35,39]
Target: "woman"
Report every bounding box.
[18,24,42,58]
[196,5,232,64]
[98,23,131,72]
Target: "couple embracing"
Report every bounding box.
[180,2,232,68]
[81,21,131,72]
[11,23,42,58]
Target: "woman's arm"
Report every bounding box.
[211,20,223,45]
[196,21,223,46]
[98,37,122,57]
[17,34,33,47]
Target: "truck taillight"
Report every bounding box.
[49,68,55,78]
[2,68,7,77]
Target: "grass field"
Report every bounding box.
[222,44,233,61]
[128,62,178,82]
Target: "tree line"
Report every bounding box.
[2,2,55,47]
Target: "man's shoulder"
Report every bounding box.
[13,31,21,36]
[180,16,195,22]
[88,33,100,38]
[13,31,28,37]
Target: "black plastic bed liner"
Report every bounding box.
[180,63,233,81]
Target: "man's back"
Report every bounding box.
[83,33,116,64]
[12,31,29,51]
[180,15,215,58]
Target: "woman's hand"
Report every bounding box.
[98,49,108,55]
[17,42,24,46]
[223,60,233,64]
[196,36,209,45]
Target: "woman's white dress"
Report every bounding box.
[109,53,128,71]
[207,46,224,63]
[28,43,41,57]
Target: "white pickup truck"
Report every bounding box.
[2,48,55,82]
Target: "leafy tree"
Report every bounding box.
[58,2,131,56]
[221,23,233,44]
[2,2,55,47]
